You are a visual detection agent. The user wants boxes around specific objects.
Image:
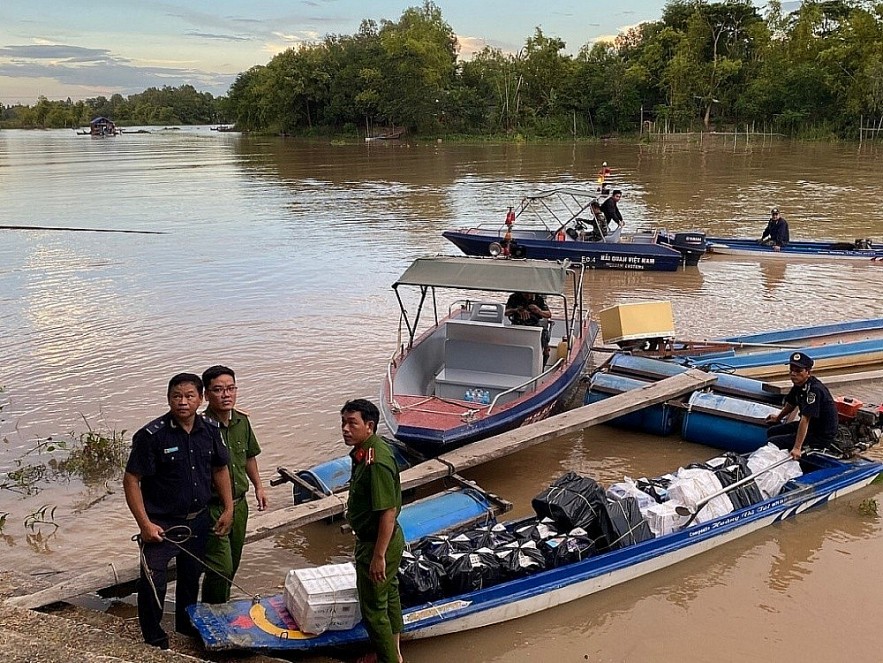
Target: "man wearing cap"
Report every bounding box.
[760,208,789,251]
[764,352,839,459]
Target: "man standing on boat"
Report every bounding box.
[600,190,624,228]
[123,373,233,649]
[343,399,404,663]
[760,207,789,251]
[200,365,267,604]
[506,291,553,363]
[765,352,839,459]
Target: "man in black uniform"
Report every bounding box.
[600,190,624,229]
[505,291,553,363]
[765,352,839,459]
[760,207,790,251]
[123,373,234,649]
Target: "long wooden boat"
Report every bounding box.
[619,317,883,377]
[188,448,883,653]
[443,188,707,272]
[707,236,883,262]
[585,355,883,455]
[380,256,596,458]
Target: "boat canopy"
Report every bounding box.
[394,256,571,295]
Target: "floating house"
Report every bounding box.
[89,116,117,137]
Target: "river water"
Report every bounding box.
[2,128,883,661]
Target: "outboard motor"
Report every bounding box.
[670,231,708,266]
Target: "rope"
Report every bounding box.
[132,525,262,606]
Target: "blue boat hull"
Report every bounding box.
[443,230,685,272]
[708,236,883,261]
[188,454,883,652]
[393,336,592,457]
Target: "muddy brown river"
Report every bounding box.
[1,129,883,661]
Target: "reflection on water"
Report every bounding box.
[3,130,883,660]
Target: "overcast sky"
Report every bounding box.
[0,1,777,105]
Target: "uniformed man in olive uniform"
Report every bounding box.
[765,352,839,459]
[123,373,234,649]
[201,365,268,604]
[342,399,404,663]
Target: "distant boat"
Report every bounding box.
[707,236,883,262]
[211,125,236,132]
[365,129,405,142]
[80,116,118,137]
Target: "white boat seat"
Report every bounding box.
[469,302,505,324]
[435,368,531,391]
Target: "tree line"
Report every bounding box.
[4,1,883,139]
[1,84,222,129]
[223,0,883,139]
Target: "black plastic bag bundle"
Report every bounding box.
[635,475,673,503]
[513,518,559,543]
[420,535,470,561]
[601,496,654,549]
[449,523,515,551]
[532,473,607,533]
[540,528,597,567]
[443,548,503,594]
[495,540,546,578]
[709,453,763,510]
[398,550,447,607]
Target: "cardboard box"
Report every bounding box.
[284,563,361,634]
[599,301,675,344]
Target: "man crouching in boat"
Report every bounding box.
[765,352,839,459]
[506,291,553,364]
[342,399,405,663]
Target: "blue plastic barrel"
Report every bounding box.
[399,488,495,543]
[681,391,780,453]
[585,372,675,435]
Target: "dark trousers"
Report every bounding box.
[137,511,210,648]
[767,421,830,452]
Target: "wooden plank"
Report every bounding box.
[4,369,714,610]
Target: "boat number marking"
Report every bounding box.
[403,600,472,625]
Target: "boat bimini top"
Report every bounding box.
[392,256,586,347]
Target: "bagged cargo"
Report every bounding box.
[635,474,676,503]
[667,467,732,523]
[748,443,803,498]
[450,523,515,551]
[398,551,446,607]
[532,472,607,534]
[601,496,654,548]
[495,539,546,578]
[284,563,361,635]
[540,527,597,567]
[707,453,763,510]
[420,534,470,561]
[443,547,502,594]
[513,518,559,543]
[607,478,657,512]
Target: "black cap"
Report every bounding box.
[771,207,779,214]
[789,352,813,370]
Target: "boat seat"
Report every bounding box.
[434,337,540,399]
[469,302,505,324]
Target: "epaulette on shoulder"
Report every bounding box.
[235,407,250,417]
[144,416,167,435]
[200,413,220,428]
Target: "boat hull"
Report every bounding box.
[189,455,883,651]
[444,229,686,272]
[707,236,883,262]
[384,322,594,457]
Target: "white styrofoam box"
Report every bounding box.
[642,501,685,537]
[284,563,361,634]
[606,478,657,512]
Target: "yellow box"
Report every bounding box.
[599,301,675,344]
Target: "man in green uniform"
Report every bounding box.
[342,399,404,663]
[201,365,268,603]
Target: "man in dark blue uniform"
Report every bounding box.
[765,352,839,459]
[505,291,553,363]
[123,373,234,649]
[760,207,790,251]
